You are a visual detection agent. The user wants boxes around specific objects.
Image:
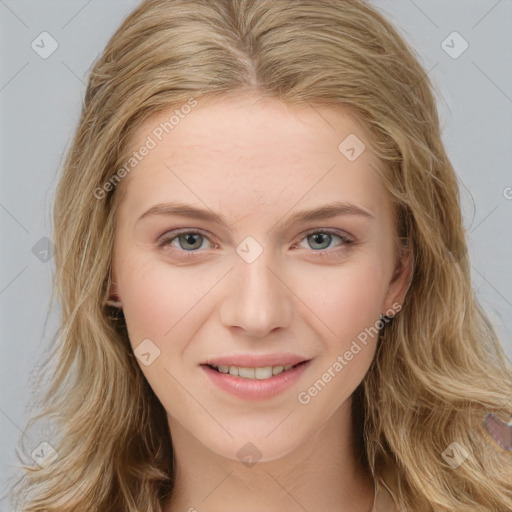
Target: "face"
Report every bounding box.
[111,93,410,462]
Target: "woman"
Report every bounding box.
[11,0,512,510]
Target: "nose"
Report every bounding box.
[219,248,294,338]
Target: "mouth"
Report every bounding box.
[201,360,310,381]
[200,357,313,400]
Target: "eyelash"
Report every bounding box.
[157,228,354,259]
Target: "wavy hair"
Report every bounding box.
[10,0,512,510]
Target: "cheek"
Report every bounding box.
[117,255,221,350]
[121,276,172,344]
[296,261,387,407]
[115,254,180,345]
[292,262,387,420]
[116,259,199,400]
[300,255,387,342]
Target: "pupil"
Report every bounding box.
[311,233,330,249]
[181,234,201,250]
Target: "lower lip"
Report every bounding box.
[201,361,311,401]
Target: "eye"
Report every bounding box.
[157,229,214,254]
[294,229,354,256]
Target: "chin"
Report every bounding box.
[194,419,307,465]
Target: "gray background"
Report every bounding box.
[1,0,511,507]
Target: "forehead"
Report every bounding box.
[116,95,391,224]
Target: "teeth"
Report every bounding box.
[272,365,284,375]
[212,363,299,380]
[255,367,272,379]
[239,367,255,379]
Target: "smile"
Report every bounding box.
[201,360,312,400]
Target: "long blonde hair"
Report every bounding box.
[11,0,512,510]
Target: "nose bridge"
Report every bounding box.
[219,239,293,336]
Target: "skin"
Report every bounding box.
[111,93,412,512]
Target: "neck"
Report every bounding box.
[163,397,374,512]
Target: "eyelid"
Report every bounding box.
[300,227,354,243]
[157,227,217,247]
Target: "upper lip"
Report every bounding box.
[202,353,310,368]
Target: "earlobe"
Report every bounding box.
[105,296,123,308]
[105,277,123,308]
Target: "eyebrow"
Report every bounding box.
[137,200,374,229]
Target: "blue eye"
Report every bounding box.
[299,229,353,253]
[157,228,354,258]
[158,230,212,253]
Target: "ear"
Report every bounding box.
[382,245,413,315]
